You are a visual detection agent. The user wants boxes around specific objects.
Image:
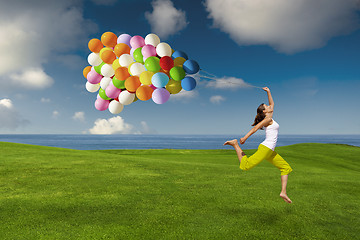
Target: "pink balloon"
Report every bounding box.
[117,33,132,46]
[130,35,145,49]
[87,70,102,84]
[95,98,110,111]
[105,82,122,99]
[152,88,170,104]
[141,44,157,59]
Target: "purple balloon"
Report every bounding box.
[94,98,110,111]
[105,82,122,99]
[152,88,170,104]
[87,70,102,84]
[142,44,157,59]
[117,33,132,46]
[130,35,145,49]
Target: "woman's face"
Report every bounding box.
[263,104,271,113]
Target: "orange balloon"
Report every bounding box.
[125,76,141,93]
[83,66,92,78]
[115,67,130,81]
[114,43,131,57]
[101,50,116,64]
[101,32,117,48]
[88,38,103,53]
[136,85,154,101]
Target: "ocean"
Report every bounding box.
[0,134,359,150]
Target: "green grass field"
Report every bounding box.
[0,142,359,239]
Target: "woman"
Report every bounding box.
[224,87,293,203]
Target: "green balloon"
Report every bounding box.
[94,62,105,75]
[169,66,186,81]
[133,47,144,64]
[144,56,160,72]
[112,77,125,89]
[98,88,111,100]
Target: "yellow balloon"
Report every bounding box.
[166,78,182,94]
[173,57,186,66]
[112,59,121,71]
[140,71,154,85]
[99,47,113,58]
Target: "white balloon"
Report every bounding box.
[108,100,124,114]
[86,81,100,93]
[156,42,172,57]
[119,54,134,67]
[101,64,115,77]
[129,62,145,76]
[87,52,102,66]
[100,77,112,89]
[119,90,135,105]
[145,33,160,47]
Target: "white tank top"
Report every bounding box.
[261,119,279,151]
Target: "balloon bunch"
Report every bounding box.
[83,32,200,114]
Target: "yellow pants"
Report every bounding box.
[240,144,292,175]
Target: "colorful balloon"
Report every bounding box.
[183,60,200,74]
[87,53,102,66]
[133,47,144,63]
[87,70,102,84]
[136,85,154,101]
[112,77,125,89]
[94,62,105,74]
[159,56,174,71]
[141,44,157,59]
[105,81,122,99]
[173,57,186,67]
[115,67,130,81]
[101,64,115,78]
[129,62,145,76]
[172,50,188,60]
[140,71,154,85]
[152,88,170,104]
[166,79,182,94]
[86,81,100,93]
[151,72,169,88]
[100,77,112,89]
[88,38,103,53]
[101,32,117,48]
[98,88,111,100]
[114,43,131,57]
[117,33,132,46]
[108,100,124,114]
[181,76,197,91]
[119,54,134,67]
[83,66,92,78]
[169,66,186,81]
[101,50,116,64]
[130,35,145,49]
[125,76,141,93]
[145,33,160,47]
[144,56,161,72]
[112,59,121,71]
[119,90,135,105]
[95,98,110,111]
[156,42,172,57]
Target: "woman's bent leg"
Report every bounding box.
[224,139,245,164]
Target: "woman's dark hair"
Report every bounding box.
[252,103,266,127]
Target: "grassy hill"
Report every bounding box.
[0,142,359,239]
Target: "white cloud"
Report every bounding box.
[0,98,29,129]
[41,98,51,103]
[88,116,136,134]
[0,0,96,89]
[210,95,225,104]
[52,111,60,119]
[204,76,253,90]
[10,68,54,89]
[72,111,85,122]
[204,0,360,54]
[145,0,188,39]
[170,89,198,102]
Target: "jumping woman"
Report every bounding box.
[224,87,293,203]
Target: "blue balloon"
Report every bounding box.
[182,60,199,74]
[151,72,169,88]
[181,76,196,91]
[172,50,188,60]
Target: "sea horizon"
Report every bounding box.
[0,134,359,150]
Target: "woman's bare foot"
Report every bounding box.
[280,192,292,203]
[223,139,239,146]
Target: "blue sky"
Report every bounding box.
[0,0,359,135]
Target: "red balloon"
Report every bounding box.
[159,56,174,71]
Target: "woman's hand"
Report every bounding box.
[240,137,246,145]
[262,87,270,92]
